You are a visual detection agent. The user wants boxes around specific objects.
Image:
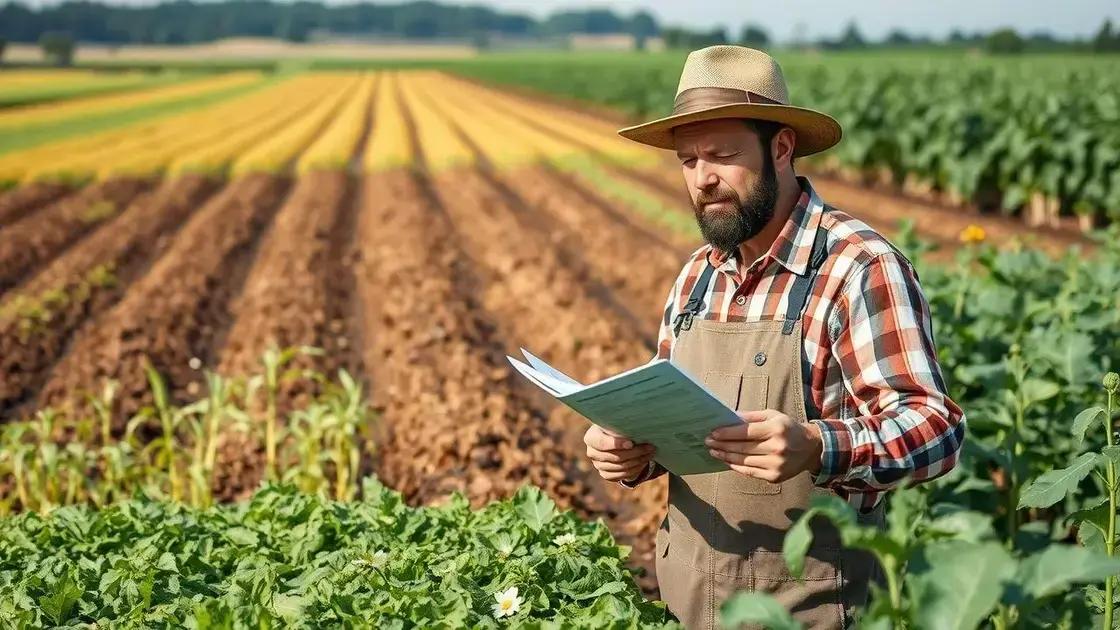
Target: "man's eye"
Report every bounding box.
[715,152,740,159]
[681,158,697,166]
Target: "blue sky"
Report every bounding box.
[484,0,1118,40]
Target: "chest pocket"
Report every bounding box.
[701,370,777,495]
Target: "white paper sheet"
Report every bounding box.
[506,349,742,476]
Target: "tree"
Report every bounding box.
[838,20,865,49]
[985,28,1025,54]
[0,37,6,62]
[738,23,769,48]
[39,32,74,66]
[1093,19,1120,53]
[885,29,913,46]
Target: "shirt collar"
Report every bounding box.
[706,176,824,278]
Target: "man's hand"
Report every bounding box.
[584,424,656,482]
[705,410,823,483]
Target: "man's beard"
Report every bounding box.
[693,160,778,256]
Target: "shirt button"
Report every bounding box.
[735,295,746,306]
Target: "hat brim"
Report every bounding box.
[617,103,842,157]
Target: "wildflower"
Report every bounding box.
[351,550,389,568]
[492,586,523,618]
[959,224,987,244]
[188,357,202,370]
[553,533,577,547]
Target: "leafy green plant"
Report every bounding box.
[0,481,677,628]
[1019,372,1120,627]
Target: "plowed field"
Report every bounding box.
[0,69,1086,592]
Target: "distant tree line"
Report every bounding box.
[0,0,1116,56]
[0,1,662,45]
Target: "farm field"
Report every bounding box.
[1,64,1119,627]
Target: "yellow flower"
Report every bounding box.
[959,224,987,244]
[492,586,523,618]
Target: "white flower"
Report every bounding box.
[188,357,202,370]
[351,550,389,568]
[552,533,577,547]
[492,586,522,618]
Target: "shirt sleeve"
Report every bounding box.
[810,252,966,493]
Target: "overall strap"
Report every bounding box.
[672,261,717,338]
[781,206,833,336]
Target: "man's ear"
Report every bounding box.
[772,127,797,171]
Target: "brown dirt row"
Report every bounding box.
[0,182,72,226]
[430,168,668,591]
[217,171,358,407]
[503,166,689,323]
[0,179,152,295]
[356,171,605,521]
[37,175,289,422]
[0,176,219,418]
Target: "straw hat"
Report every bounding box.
[617,46,842,157]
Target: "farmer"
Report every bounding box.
[583,46,966,629]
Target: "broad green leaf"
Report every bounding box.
[1020,378,1061,407]
[514,486,556,532]
[1018,452,1101,509]
[1072,406,1106,445]
[39,572,82,625]
[720,592,803,630]
[1016,545,1120,599]
[272,593,308,621]
[224,526,259,546]
[1101,446,1120,466]
[784,495,859,578]
[909,541,1015,630]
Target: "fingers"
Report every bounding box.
[586,443,655,465]
[593,458,650,474]
[584,425,635,451]
[597,463,649,482]
[708,449,776,470]
[704,437,771,456]
[708,413,777,441]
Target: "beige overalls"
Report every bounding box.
[657,213,883,629]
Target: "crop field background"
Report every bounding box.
[0,50,1119,628]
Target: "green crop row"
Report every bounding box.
[442,51,1120,228]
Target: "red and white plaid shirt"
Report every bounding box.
[636,176,965,512]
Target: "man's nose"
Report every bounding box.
[693,160,719,190]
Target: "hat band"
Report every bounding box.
[672,87,782,116]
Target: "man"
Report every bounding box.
[582,46,965,629]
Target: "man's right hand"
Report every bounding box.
[583,424,656,483]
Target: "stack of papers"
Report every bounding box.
[506,348,741,476]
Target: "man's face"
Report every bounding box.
[672,118,778,255]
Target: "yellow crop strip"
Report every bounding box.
[362,72,416,172]
[296,73,377,174]
[0,72,260,131]
[440,74,657,167]
[412,74,540,169]
[101,76,333,180]
[169,75,344,177]
[229,74,359,176]
[8,76,317,183]
[396,71,474,172]
[0,70,104,88]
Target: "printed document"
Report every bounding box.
[506,348,741,475]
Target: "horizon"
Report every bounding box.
[11,0,1120,41]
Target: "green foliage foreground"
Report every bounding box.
[0,480,676,629]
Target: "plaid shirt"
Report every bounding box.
[631,176,965,512]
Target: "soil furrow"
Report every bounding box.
[357,170,607,522]
[0,179,152,295]
[0,176,219,418]
[499,166,689,324]
[0,182,72,226]
[37,175,289,422]
[217,172,355,407]
[430,168,667,591]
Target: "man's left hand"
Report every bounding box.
[705,410,823,483]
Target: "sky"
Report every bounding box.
[21,0,1119,42]
[483,0,1119,41]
